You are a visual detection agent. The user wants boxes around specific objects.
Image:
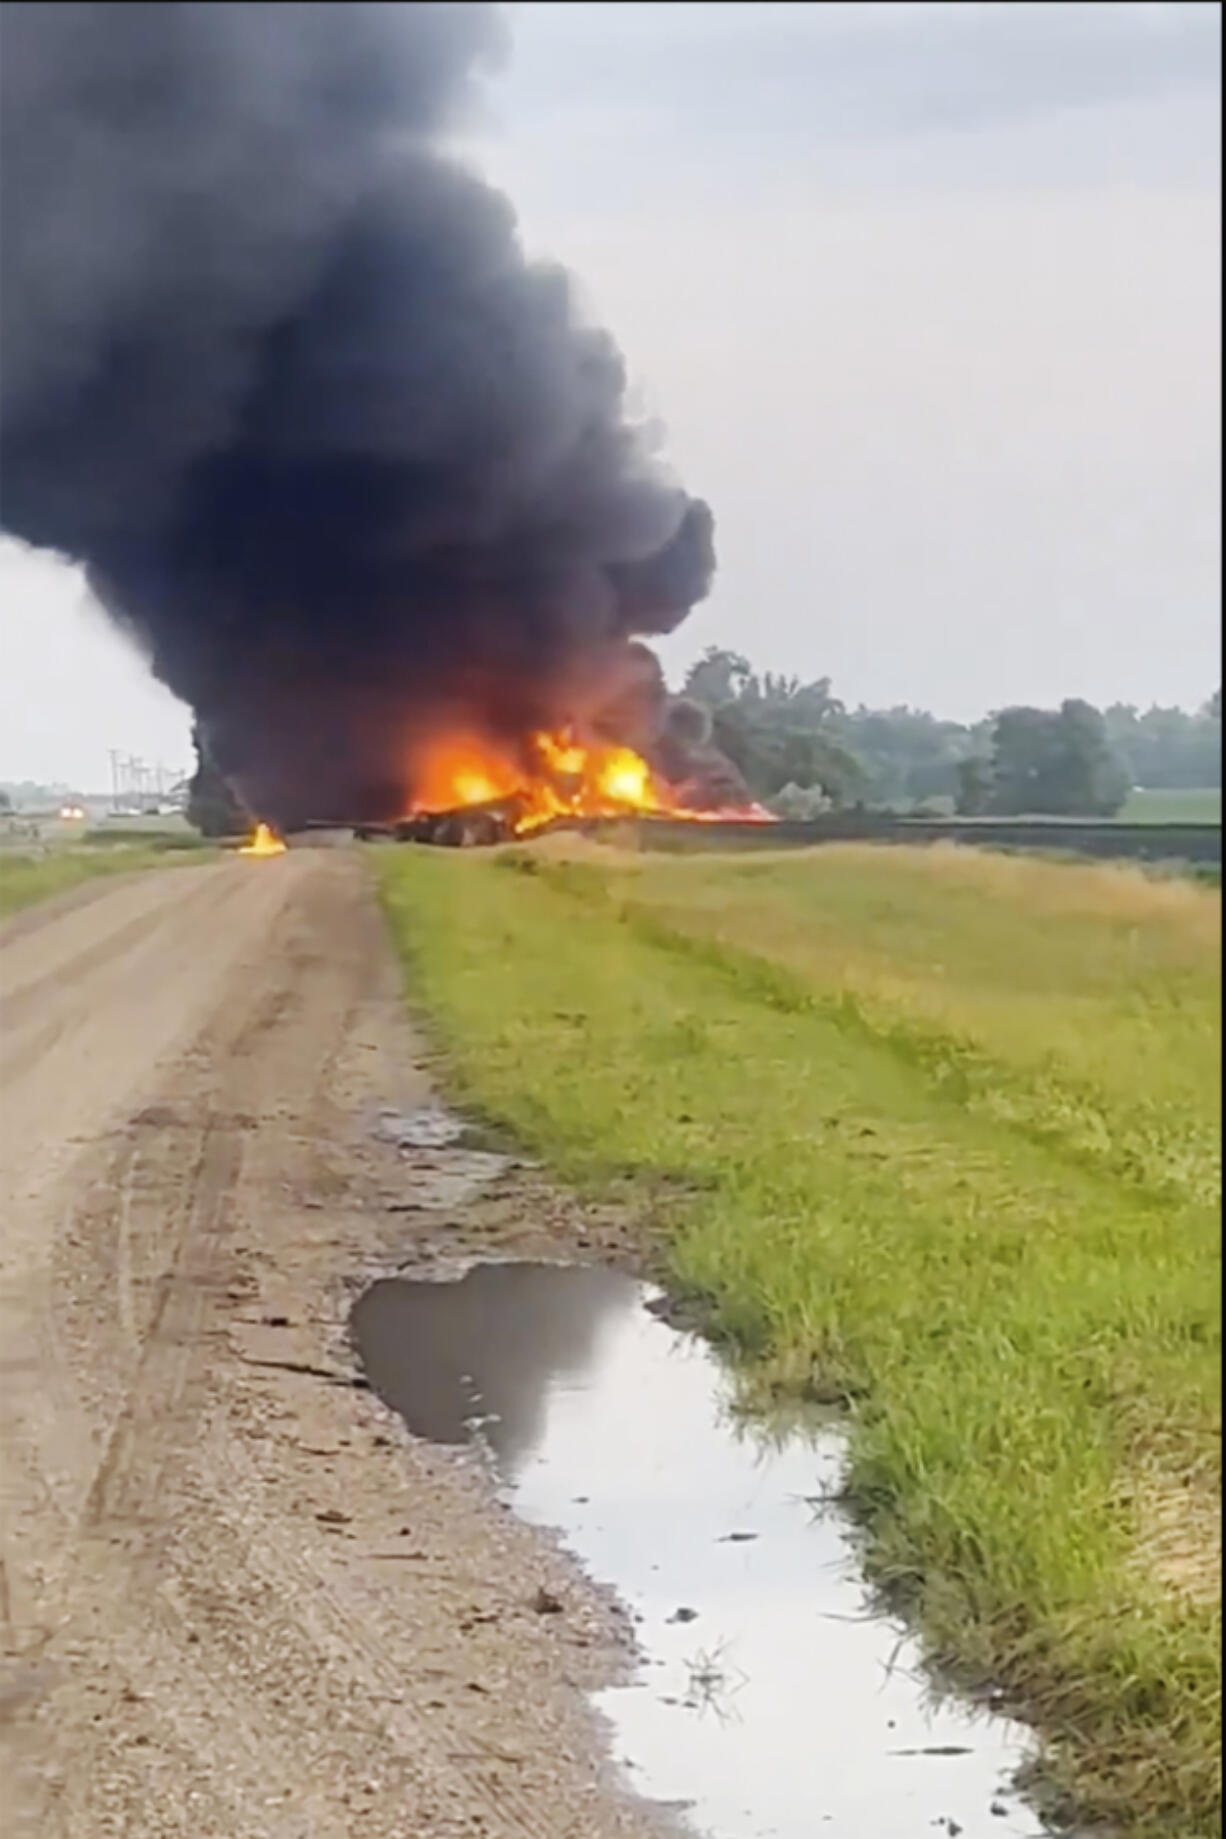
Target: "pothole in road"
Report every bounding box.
[374,1104,469,1150]
[351,1261,1056,1839]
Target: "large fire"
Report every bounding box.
[238,821,288,856]
[408,728,772,834]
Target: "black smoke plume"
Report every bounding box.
[0,1,741,825]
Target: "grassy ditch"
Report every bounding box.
[0,840,213,918]
[375,836,1220,1837]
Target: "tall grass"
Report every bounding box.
[375,838,1221,1836]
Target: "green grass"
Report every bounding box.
[1122,788,1221,825]
[375,837,1221,1837]
[0,841,212,918]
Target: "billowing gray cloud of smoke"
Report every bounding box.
[0,1,740,824]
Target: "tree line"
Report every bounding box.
[681,650,1221,818]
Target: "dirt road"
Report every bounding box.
[0,852,665,1839]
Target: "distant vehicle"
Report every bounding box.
[58,804,86,821]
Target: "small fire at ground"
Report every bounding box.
[405,728,773,841]
[238,822,288,857]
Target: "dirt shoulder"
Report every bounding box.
[0,850,668,1839]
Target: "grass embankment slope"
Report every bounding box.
[0,837,211,919]
[376,838,1221,1837]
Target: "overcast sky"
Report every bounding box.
[1,0,1219,788]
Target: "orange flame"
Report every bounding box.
[407,727,773,835]
[238,821,288,857]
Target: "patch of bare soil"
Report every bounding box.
[0,851,672,1838]
[1132,1472,1222,1609]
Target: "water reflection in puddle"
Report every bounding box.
[353,1263,1050,1839]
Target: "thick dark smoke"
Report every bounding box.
[0,1,741,824]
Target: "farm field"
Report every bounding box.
[376,836,1222,1837]
[906,788,1222,824]
[1121,787,1222,825]
[882,790,1221,825]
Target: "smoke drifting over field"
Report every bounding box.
[0,1,732,824]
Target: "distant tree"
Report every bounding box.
[1103,698,1221,789]
[1050,699,1131,815]
[186,724,247,836]
[953,756,994,816]
[682,647,754,710]
[726,714,863,805]
[687,655,861,805]
[987,707,1053,814]
[986,701,1129,817]
[837,704,971,806]
[0,788,11,814]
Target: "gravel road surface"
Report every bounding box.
[0,852,666,1839]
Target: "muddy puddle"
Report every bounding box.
[353,1262,1053,1839]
